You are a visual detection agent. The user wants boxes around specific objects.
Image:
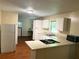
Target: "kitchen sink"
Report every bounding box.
[40,39,59,44]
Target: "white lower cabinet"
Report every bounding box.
[30,44,75,59]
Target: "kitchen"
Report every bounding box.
[0,0,79,59]
[17,9,79,59]
[25,11,79,59]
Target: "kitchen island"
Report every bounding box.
[25,36,75,59]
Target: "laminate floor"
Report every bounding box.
[0,36,32,59]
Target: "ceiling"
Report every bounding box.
[0,0,79,17]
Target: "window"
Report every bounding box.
[50,21,57,33]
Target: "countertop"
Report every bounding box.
[25,36,74,50]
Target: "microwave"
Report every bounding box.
[66,35,79,42]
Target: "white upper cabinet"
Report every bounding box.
[57,18,64,32]
[33,20,43,40]
[33,20,43,32]
[33,20,50,40]
[42,20,50,29]
[57,18,71,33]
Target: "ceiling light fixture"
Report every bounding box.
[27,10,33,14]
[26,7,34,14]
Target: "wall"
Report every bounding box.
[19,17,33,36]
[1,11,18,24]
[44,11,79,36]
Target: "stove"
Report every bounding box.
[40,39,59,44]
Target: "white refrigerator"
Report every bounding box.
[1,24,16,53]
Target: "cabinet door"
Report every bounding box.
[57,18,71,33]
[33,20,42,30]
[33,20,43,40]
[57,19,64,32]
[42,20,50,29]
